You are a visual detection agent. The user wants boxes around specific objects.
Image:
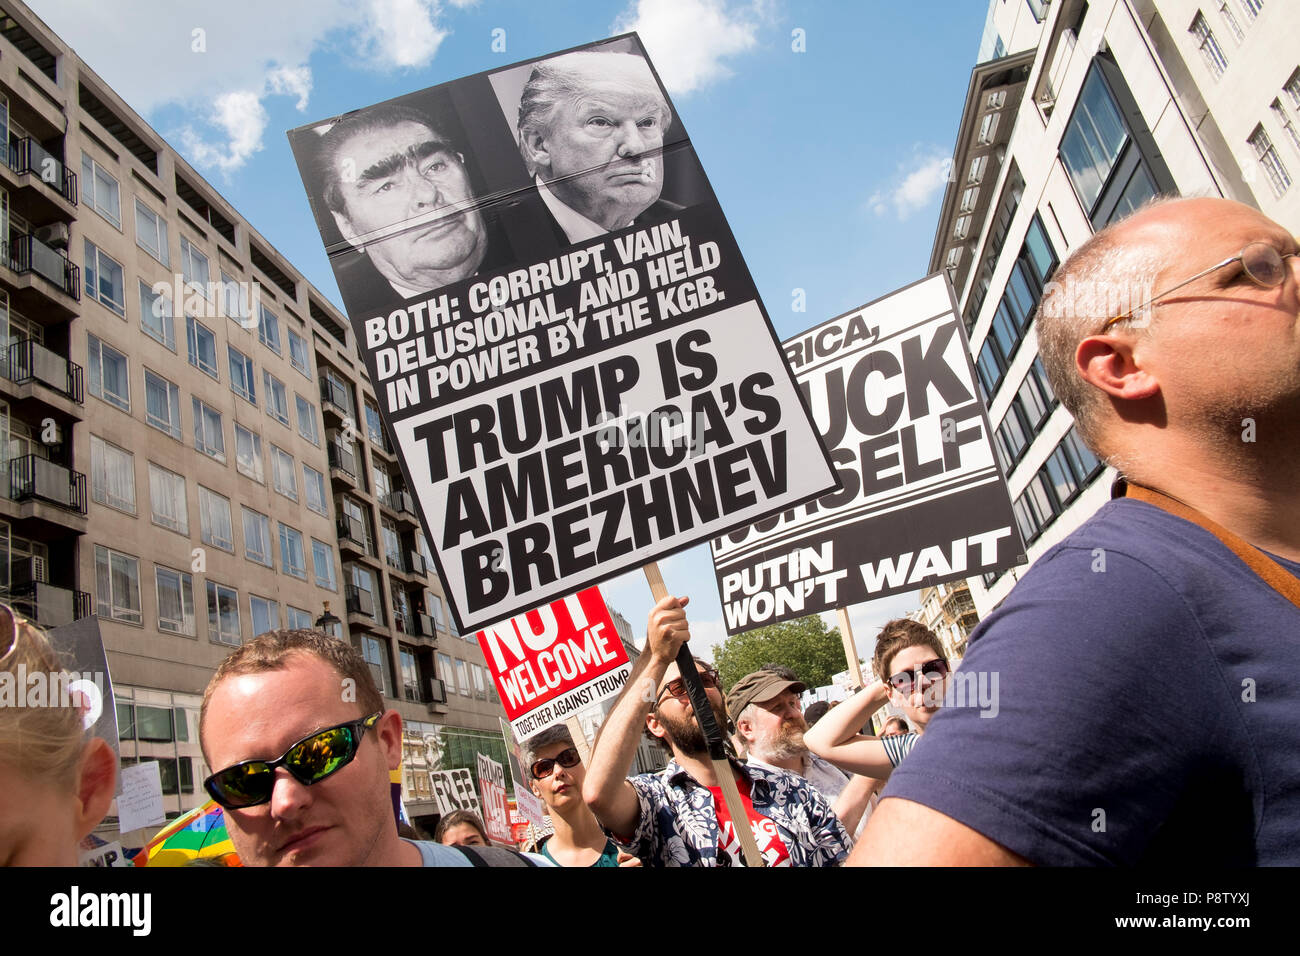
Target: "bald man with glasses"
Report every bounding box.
[852,197,1300,866]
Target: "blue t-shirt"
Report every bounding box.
[407,839,554,867]
[884,498,1300,865]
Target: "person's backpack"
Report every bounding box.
[453,845,538,867]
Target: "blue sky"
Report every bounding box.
[31,0,992,665]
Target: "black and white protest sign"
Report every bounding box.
[710,275,1025,633]
[429,768,481,817]
[289,35,837,631]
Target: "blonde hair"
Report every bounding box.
[0,606,86,789]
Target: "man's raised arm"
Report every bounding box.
[583,594,691,838]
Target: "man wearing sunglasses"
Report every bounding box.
[583,595,851,866]
[852,197,1300,866]
[804,619,949,784]
[520,725,640,866]
[200,630,547,866]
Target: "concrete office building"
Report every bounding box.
[934,0,1297,617]
[0,0,513,836]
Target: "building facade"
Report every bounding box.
[0,0,515,837]
[935,0,1297,617]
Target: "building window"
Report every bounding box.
[1026,0,1049,22]
[1285,67,1300,112]
[87,334,130,410]
[258,303,282,355]
[1217,2,1245,41]
[400,645,422,702]
[472,663,486,700]
[1271,100,1300,155]
[312,538,337,590]
[960,186,978,213]
[192,398,225,462]
[365,400,386,449]
[1239,0,1263,20]
[437,652,455,694]
[228,346,257,404]
[155,566,196,636]
[220,270,248,323]
[1012,426,1104,543]
[287,607,313,630]
[264,371,289,426]
[250,595,280,637]
[1249,124,1292,196]
[295,394,319,445]
[1061,67,1130,213]
[95,545,141,624]
[81,153,121,227]
[90,435,135,513]
[187,316,218,379]
[180,235,210,293]
[303,464,328,515]
[143,369,182,440]
[243,506,273,566]
[1190,12,1228,78]
[271,445,297,502]
[456,659,470,697]
[139,279,175,349]
[360,635,393,698]
[235,424,264,483]
[288,328,311,377]
[84,240,126,316]
[279,523,307,579]
[207,581,242,645]
[199,486,234,552]
[149,463,188,534]
[135,198,169,265]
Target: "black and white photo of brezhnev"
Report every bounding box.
[490,42,710,246]
[300,93,516,313]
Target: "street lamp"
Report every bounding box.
[315,602,341,632]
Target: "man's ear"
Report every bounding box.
[376,709,404,771]
[519,128,551,178]
[74,738,118,841]
[645,710,668,742]
[1076,334,1160,402]
[330,208,364,252]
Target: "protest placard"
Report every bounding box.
[710,275,1026,633]
[429,768,481,817]
[476,753,513,844]
[288,34,837,632]
[117,762,165,833]
[479,587,629,740]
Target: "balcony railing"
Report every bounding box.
[320,376,354,418]
[384,489,417,517]
[327,440,357,478]
[5,339,84,403]
[337,514,371,554]
[345,583,375,618]
[394,611,434,638]
[408,551,427,577]
[8,138,78,204]
[4,581,92,629]
[4,234,80,298]
[385,549,406,573]
[426,677,447,705]
[8,454,87,514]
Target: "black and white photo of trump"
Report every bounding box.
[515,50,685,244]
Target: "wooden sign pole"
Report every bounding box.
[836,608,865,688]
[564,716,592,766]
[643,561,765,868]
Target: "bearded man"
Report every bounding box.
[582,595,851,866]
[729,669,877,837]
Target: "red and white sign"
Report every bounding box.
[478,587,631,739]
[476,753,512,845]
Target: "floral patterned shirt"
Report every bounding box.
[608,758,851,867]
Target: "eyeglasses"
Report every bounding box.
[887,659,950,696]
[654,665,721,708]
[1100,241,1297,332]
[530,747,582,780]
[203,712,383,810]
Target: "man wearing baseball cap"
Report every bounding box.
[729,669,877,837]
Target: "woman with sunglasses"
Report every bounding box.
[804,619,950,782]
[521,725,640,867]
[0,605,117,866]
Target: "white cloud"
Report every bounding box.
[26,0,463,175]
[357,0,449,70]
[868,148,953,221]
[612,0,764,95]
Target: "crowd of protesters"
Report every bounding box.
[4,197,1298,868]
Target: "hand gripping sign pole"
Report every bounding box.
[836,608,865,688]
[643,561,765,868]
